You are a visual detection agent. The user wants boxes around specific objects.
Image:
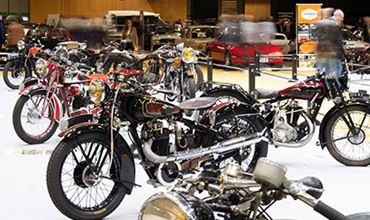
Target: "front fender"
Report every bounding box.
[20,86,63,122]
[318,101,369,148]
[63,124,136,194]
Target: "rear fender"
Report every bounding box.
[201,86,255,104]
[63,124,136,194]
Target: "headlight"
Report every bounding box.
[35,59,48,77]
[17,40,25,51]
[55,47,69,61]
[88,78,105,105]
[181,48,197,64]
[139,192,213,220]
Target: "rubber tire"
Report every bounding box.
[185,76,196,99]
[12,90,58,144]
[224,51,232,66]
[194,64,204,90]
[47,132,127,220]
[204,105,268,172]
[3,60,30,90]
[324,105,370,166]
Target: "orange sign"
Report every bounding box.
[297,4,322,24]
[299,40,318,53]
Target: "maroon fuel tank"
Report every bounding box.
[278,81,326,100]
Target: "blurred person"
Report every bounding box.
[0,15,5,49]
[332,9,345,24]
[121,19,139,51]
[5,16,25,51]
[282,19,295,40]
[314,8,345,88]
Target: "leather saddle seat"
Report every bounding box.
[255,88,280,99]
[178,97,218,110]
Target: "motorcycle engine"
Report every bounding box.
[272,110,298,143]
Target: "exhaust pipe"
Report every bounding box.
[143,134,266,163]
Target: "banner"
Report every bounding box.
[296,3,322,68]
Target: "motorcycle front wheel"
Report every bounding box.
[324,105,370,166]
[47,132,127,220]
[3,60,30,89]
[12,90,58,144]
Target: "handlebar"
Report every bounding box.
[313,201,349,220]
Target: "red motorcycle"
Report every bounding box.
[214,71,370,166]
[12,48,106,144]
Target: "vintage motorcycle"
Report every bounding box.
[139,158,369,220]
[3,40,48,89]
[151,44,204,101]
[12,47,104,144]
[46,69,267,219]
[204,70,370,166]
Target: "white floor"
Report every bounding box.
[0,74,370,220]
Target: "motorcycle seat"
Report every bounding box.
[255,89,280,99]
[178,97,218,110]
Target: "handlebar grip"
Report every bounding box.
[313,201,349,220]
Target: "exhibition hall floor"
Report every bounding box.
[0,68,369,220]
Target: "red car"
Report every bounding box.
[206,31,284,67]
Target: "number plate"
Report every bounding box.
[260,57,269,63]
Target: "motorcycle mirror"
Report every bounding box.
[176,42,184,50]
[297,176,324,199]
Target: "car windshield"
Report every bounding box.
[220,31,241,44]
[191,28,217,38]
[156,26,181,35]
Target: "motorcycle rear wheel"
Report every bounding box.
[324,105,370,166]
[47,132,127,220]
[202,105,268,172]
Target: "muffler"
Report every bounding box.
[143,134,266,163]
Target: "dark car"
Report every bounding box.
[206,29,283,66]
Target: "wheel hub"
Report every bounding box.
[73,161,101,188]
[348,128,365,145]
[27,111,41,124]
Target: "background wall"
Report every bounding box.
[30,0,187,24]
[245,0,271,20]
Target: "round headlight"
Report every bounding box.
[181,48,197,64]
[35,59,48,77]
[55,47,69,61]
[17,40,25,51]
[88,78,105,105]
[139,192,214,220]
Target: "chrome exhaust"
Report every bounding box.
[273,111,315,148]
[143,134,267,163]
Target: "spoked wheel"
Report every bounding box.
[3,61,29,89]
[47,132,128,220]
[12,90,58,144]
[202,105,268,172]
[324,105,370,166]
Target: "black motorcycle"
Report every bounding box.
[2,40,46,89]
[46,70,267,219]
